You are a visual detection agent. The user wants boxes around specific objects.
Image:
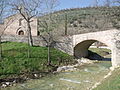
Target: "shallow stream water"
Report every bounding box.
[3,61,111,90]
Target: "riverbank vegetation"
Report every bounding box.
[0,42,112,88]
[0,42,111,79]
[94,67,120,90]
[0,42,75,79]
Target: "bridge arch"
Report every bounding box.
[74,39,111,59]
[72,30,120,67]
[55,29,120,67]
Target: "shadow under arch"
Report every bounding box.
[74,39,111,61]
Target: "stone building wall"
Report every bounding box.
[0,24,4,35]
[0,13,38,36]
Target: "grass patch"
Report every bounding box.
[94,68,120,90]
[0,42,74,79]
[89,48,111,57]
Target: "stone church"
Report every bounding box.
[0,13,38,36]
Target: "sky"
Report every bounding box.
[1,0,119,19]
[55,0,119,10]
[57,0,93,10]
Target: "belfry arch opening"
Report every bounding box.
[74,40,111,61]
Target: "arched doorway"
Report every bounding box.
[18,30,24,35]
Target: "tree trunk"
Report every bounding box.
[27,33,30,58]
[27,22,33,46]
[27,21,33,58]
[65,13,68,35]
[0,36,2,60]
[47,34,51,65]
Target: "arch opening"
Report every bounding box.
[74,40,111,61]
[18,30,24,35]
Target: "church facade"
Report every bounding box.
[0,14,38,36]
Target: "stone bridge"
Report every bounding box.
[1,29,120,68]
[55,29,120,68]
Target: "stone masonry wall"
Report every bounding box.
[1,35,73,55]
[1,14,38,36]
[53,36,73,55]
[1,35,47,46]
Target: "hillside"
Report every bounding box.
[38,6,120,38]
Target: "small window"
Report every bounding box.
[37,31,40,36]
[18,30,24,35]
[19,19,23,26]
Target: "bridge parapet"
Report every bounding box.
[73,29,119,49]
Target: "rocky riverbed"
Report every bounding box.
[0,58,94,88]
[2,59,112,90]
[56,58,97,72]
[0,72,45,88]
[0,58,111,89]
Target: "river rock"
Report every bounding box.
[80,58,93,64]
[5,82,10,85]
[110,66,115,71]
[57,65,78,72]
[1,84,7,88]
[34,74,38,77]
[56,58,94,72]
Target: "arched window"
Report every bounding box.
[18,30,24,35]
[19,18,23,26]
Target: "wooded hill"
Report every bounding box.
[38,6,120,37]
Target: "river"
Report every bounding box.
[3,61,111,90]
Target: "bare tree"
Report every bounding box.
[0,0,6,60]
[10,0,42,46]
[0,0,15,59]
[0,0,4,23]
[38,0,59,66]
